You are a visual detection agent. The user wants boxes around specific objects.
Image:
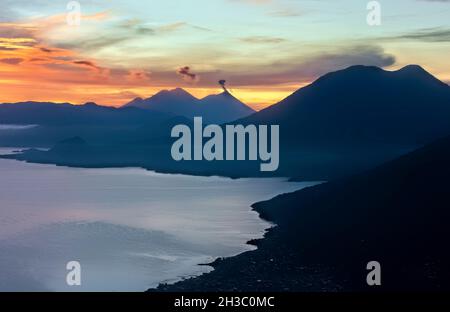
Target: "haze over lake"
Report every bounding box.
[0,124,37,130]
[0,148,316,291]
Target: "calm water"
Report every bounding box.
[0,148,318,291]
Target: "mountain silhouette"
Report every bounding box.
[124,88,199,118]
[0,101,178,147]
[5,65,450,180]
[157,134,450,292]
[238,64,450,179]
[199,90,256,124]
[0,101,173,126]
[243,65,450,145]
[124,88,255,124]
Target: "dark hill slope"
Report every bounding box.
[157,135,450,291]
[240,65,450,179]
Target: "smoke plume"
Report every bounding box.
[219,79,228,92]
[177,66,198,82]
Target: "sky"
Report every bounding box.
[0,0,449,110]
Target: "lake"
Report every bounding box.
[0,148,317,291]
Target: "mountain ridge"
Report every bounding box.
[3,64,450,180]
[123,88,255,123]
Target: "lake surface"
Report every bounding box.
[0,148,318,291]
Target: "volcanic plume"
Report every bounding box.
[219,80,228,93]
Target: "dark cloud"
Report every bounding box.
[43,63,95,74]
[99,45,395,90]
[190,24,213,32]
[176,66,199,82]
[29,58,47,62]
[127,70,151,81]
[165,45,396,88]
[387,27,450,42]
[0,58,24,65]
[228,45,396,86]
[72,60,102,71]
[0,24,35,39]
[58,36,130,52]
[0,46,17,51]
[40,47,55,53]
[119,18,155,35]
[135,26,156,35]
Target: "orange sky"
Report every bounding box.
[1,1,449,110]
[0,12,300,110]
[0,26,297,110]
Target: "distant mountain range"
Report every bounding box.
[0,88,255,127]
[3,64,450,180]
[124,88,198,117]
[0,101,180,147]
[0,101,173,126]
[123,88,255,124]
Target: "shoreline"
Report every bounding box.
[151,189,343,293]
[151,136,450,292]
[0,151,306,291]
[0,152,288,181]
[0,152,311,184]
[3,136,450,292]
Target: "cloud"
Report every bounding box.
[0,37,36,49]
[59,35,130,51]
[72,60,102,71]
[387,27,450,42]
[126,69,151,82]
[240,36,286,44]
[29,57,46,62]
[131,45,396,90]
[0,23,35,39]
[0,12,397,94]
[0,46,17,51]
[0,57,24,65]
[187,45,396,87]
[40,47,55,53]
[0,23,37,52]
[58,20,206,53]
[157,22,187,33]
[176,66,199,82]
[267,45,395,84]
